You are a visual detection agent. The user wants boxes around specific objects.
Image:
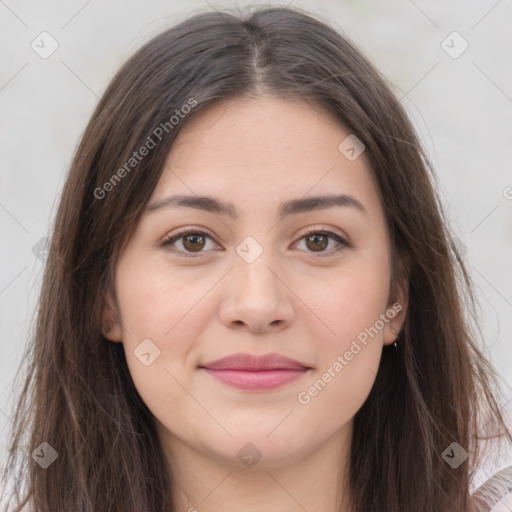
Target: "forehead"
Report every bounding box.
[151,96,383,222]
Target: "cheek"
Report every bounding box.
[297,256,389,409]
[115,255,215,343]
[296,344,381,439]
[113,258,211,411]
[295,269,388,425]
[307,260,390,346]
[115,280,208,434]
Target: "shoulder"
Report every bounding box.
[472,465,512,512]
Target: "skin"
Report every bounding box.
[103,96,408,512]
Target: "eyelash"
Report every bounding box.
[159,227,350,258]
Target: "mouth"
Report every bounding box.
[200,367,311,390]
[198,352,312,391]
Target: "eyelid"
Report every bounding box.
[297,226,348,243]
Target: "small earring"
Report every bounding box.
[391,328,397,336]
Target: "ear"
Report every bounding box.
[100,292,123,343]
[383,252,409,347]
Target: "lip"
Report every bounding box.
[199,353,312,391]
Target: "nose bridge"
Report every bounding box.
[234,234,281,296]
[218,233,295,331]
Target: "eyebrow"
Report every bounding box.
[144,193,367,218]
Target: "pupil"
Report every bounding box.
[307,234,327,251]
[184,234,205,251]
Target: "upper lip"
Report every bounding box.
[199,353,311,371]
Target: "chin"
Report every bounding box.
[199,426,315,470]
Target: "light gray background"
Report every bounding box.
[1,0,511,491]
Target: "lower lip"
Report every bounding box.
[201,368,309,390]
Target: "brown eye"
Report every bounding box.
[160,230,219,256]
[295,229,349,256]
[182,233,206,252]
[305,233,329,252]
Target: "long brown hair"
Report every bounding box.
[2,6,510,511]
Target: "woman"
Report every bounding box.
[2,6,511,511]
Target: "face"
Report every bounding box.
[103,96,407,470]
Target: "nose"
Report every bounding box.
[218,251,296,334]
